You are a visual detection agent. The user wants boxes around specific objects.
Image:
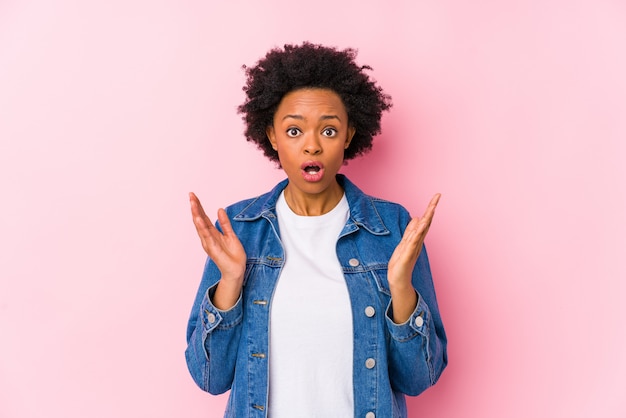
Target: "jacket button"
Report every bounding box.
[366,412,375,418]
[364,306,375,317]
[414,316,424,327]
[207,313,216,324]
[365,358,376,369]
[349,258,360,267]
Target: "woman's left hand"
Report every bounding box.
[387,193,441,323]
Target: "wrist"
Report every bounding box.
[388,277,413,294]
[212,278,243,310]
[388,284,418,324]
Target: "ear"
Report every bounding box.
[266,125,277,150]
[345,126,356,149]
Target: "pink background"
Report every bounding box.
[1,1,625,417]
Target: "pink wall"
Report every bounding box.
[1,1,625,417]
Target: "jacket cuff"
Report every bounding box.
[200,283,243,332]
[385,291,431,342]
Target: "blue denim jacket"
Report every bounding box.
[185,175,447,418]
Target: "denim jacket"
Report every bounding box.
[185,175,447,418]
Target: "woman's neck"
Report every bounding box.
[283,182,344,216]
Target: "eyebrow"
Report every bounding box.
[282,114,342,122]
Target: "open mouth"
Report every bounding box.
[300,161,324,181]
[304,164,321,174]
[301,161,323,174]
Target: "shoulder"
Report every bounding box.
[369,195,410,216]
[223,178,289,220]
[224,195,263,215]
[369,196,412,232]
[340,175,411,234]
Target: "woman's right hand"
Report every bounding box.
[189,192,246,309]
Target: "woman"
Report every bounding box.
[185,42,447,418]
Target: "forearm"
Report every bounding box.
[386,298,447,396]
[212,276,243,310]
[186,281,244,394]
[388,279,418,324]
[386,246,448,395]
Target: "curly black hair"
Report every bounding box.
[237,42,392,162]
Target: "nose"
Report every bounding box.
[303,134,322,155]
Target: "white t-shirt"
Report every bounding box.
[268,192,354,417]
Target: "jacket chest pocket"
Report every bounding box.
[367,265,392,297]
[242,259,282,290]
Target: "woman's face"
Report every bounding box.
[266,88,355,204]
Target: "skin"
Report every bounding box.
[190,88,440,322]
[265,88,356,216]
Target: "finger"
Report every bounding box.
[189,192,210,221]
[190,193,220,231]
[403,217,422,238]
[421,193,441,221]
[405,194,441,232]
[189,193,221,244]
[390,228,422,271]
[402,195,441,247]
[395,221,422,258]
[414,194,440,233]
[216,208,237,238]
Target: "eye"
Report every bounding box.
[322,128,337,137]
[286,127,301,137]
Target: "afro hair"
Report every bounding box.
[237,42,392,163]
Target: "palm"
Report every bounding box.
[189,192,246,282]
[388,194,440,286]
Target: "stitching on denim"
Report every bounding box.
[216,313,243,330]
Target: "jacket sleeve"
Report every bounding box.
[385,244,448,396]
[185,254,244,394]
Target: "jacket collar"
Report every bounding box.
[233,174,389,235]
